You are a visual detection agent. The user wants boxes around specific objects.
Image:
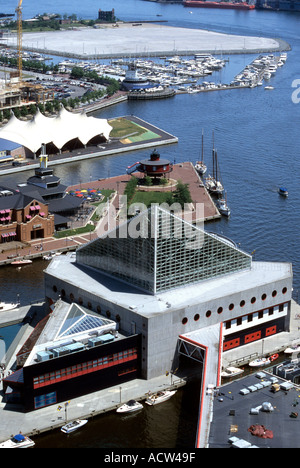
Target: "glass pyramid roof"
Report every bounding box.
[76,206,252,294]
[57,303,115,339]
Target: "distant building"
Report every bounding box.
[256,0,300,10]
[98,8,116,22]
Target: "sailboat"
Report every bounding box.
[195,130,207,175]
[205,134,224,195]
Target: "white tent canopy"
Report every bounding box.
[0,106,112,154]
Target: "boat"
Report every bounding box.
[221,366,244,378]
[265,86,274,90]
[205,136,224,195]
[11,259,32,266]
[0,433,35,448]
[278,186,288,197]
[0,301,19,312]
[116,400,143,413]
[284,344,300,354]
[195,130,207,175]
[216,193,230,216]
[183,1,256,10]
[145,390,177,406]
[249,354,279,367]
[61,419,88,434]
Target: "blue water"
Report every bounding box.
[1,0,300,447]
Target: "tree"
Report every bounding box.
[173,180,192,208]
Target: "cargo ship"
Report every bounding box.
[184,1,256,9]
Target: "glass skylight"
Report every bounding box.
[57,304,115,338]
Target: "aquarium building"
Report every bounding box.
[3,206,293,411]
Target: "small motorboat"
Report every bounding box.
[145,390,176,406]
[278,187,288,197]
[216,197,230,217]
[11,259,32,266]
[0,301,19,312]
[195,161,207,175]
[265,85,274,90]
[284,344,300,354]
[116,400,143,413]
[0,433,35,448]
[249,354,278,367]
[221,366,244,378]
[61,419,88,434]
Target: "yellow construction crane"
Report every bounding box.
[16,0,23,81]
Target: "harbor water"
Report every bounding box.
[1,0,300,448]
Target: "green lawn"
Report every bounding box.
[130,190,172,208]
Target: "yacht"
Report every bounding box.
[249,354,278,367]
[221,367,244,378]
[145,390,176,406]
[61,419,88,434]
[0,301,19,312]
[11,259,32,266]
[216,194,230,217]
[116,400,143,413]
[0,434,35,448]
[284,343,300,354]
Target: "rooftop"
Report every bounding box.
[208,372,300,448]
[45,252,291,318]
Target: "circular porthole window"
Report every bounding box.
[182,317,188,325]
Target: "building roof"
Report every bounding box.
[76,206,252,294]
[0,106,112,154]
[45,252,291,319]
[24,300,117,367]
[208,372,300,448]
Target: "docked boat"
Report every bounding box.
[205,134,224,195]
[221,366,244,378]
[116,400,143,413]
[205,159,224,195]
[0,301,19,312]
[216,194,230,216]
[145,390,176,406]
[249,354,279,367]
[61,419,88,434]
[195,130,207,175]
[284,344,300,354]
[11,259,32,266]
[278,186,288,197]
[0,433,35,448]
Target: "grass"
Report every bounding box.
[108,118,147,138]
[130,190,172,208]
